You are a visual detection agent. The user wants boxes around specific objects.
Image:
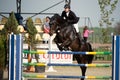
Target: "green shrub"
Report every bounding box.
[0,36,5,69]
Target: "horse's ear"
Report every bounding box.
[65,0,71,5]
[69,0,71,5]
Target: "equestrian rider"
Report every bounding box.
[61,4,83,44]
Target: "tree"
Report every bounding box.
[3,12,19,34]
[0,11,19,80]
[98,0,118,43]
[25,18,37,48]
[0,34,6,80]
[24,18,37,71]
[114,22,120,35]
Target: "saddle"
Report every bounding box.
[73,27,85,45]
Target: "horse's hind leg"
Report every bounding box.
[80,66,87,80]
[74,55,87,80]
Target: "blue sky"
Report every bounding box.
[0,0,120,27]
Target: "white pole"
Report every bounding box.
[46,34,57,72]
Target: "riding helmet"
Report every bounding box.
[64,4,70,9]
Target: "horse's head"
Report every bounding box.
[49,14,62,36]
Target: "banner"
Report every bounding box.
[23,54,73,64]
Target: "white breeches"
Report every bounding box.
[74,23,79,33]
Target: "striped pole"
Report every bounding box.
[112,36,120,80]
[9,34,23,80]
[23,50,111,55]
[16,34,22,80]
[23,63,112,67]
[23,50,47,54]
[9,34,15,80]
[23,74,111,79]
[48,51,111,55]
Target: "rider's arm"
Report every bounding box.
[67,11,79,24]
[61,11,67,20]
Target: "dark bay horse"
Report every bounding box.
[49,14,94,80]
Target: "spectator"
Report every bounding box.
[42,16,50,44]
[83,26,94,42]
[43,16,50,33]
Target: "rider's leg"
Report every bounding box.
[74,23,84,44]
[74,23,79,33]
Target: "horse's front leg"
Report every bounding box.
[54,37,64,51]
[60,39,71,50]
[56,43,64,51]
[56,43,69,51]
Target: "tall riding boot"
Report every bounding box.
[76,32,84,45]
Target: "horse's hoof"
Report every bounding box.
[58,47,63,51]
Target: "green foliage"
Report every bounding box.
[101,28,109,43]
[0,35,5,69]
[98,0,118,43]
[2,11,19,34]
[98,0,118,27]
[24,18,37,67]
[25,18,37,48]
[26,18,37,36]
[0,11,19,69]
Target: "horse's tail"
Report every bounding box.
[87,42,94,63]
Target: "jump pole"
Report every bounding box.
[9,34,15,80]
[9,34,23,80]
[9,34,120,80]
[46,34,57,72]
[112,35,120,80]
[16,34,23,80]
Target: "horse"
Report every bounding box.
[49,14,94,80]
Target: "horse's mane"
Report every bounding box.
[54,14,61,18]
[51,14,64,24]
[50,14,60,20]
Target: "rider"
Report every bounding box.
[61,4,83,44]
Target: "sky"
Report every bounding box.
[0,0,120,27]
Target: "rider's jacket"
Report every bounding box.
[61,10,79,24]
